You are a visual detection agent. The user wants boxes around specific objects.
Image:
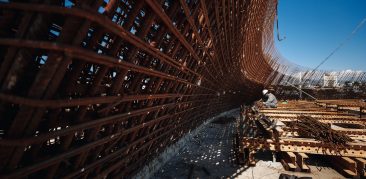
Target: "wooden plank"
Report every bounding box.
[355,158,366,177]
[263,113,361,119]
[280,152,297,171]
[331,156,358,178]
[242,138,366,158]
[295,153,310,172]
[266,117,365,125]
[259,110,345,115]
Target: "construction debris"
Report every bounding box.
[290,115,353,147]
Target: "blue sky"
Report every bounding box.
[275,0,366,71]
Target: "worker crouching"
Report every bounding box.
[262,89,278,108]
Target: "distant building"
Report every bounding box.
[323,73,338,87]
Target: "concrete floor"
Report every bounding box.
[152,113,345,179]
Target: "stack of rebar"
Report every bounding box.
[291,115,353,146]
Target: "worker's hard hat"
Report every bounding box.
[262,89,268,95]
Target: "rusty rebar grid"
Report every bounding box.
[0,0,279,178]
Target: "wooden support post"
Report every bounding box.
[280,152,297,171]
[295,153,310,172]
[355,158,366,178]
[331,156,358,178]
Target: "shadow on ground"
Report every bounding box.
[152,113,249,178]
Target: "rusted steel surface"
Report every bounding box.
[0,0,280,178]
[290,115,353,147]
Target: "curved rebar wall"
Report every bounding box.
[0,0,301,178]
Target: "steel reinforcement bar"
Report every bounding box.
[0,0,279,178]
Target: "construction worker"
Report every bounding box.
[262,89,278,108]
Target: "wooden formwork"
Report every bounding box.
[280,152,310,172]
[316,99,366,117]
[237,100,366,178]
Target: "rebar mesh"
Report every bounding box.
[0,0,282,178]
